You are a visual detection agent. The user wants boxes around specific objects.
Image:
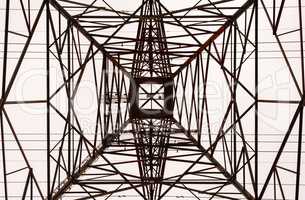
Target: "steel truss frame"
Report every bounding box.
[0,0,304,199]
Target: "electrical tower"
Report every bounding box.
[0,0,304,199]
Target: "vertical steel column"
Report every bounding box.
[254,0,259,198]
[0,0,10,199]
[233,22,237,176]
[46,1,51,199]
[67,20,72,177]
[295,0,304,199]
[103,54,108,137]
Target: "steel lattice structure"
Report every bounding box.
[0,0,304,199]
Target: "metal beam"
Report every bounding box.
[172,0,255,77]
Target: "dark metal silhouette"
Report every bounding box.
[1,0,304,199]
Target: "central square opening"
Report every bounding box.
[138,83,164,110]
[129,77,174,119]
